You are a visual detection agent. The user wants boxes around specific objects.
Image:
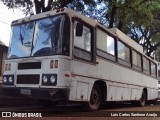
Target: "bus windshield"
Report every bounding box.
[8,15,70,59]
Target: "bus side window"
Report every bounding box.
[117,41,131,67]
[96,28,115,61]
[132,50,142,71]
[151,62,157,77]
[73,21,93,62]
[143,56,150,75]
[96,28,115,56]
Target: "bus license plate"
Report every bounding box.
[20,89,31,95]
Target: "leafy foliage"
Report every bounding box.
[1,0,33,15]
[106,0,158,29]
[125,1,160,57]
[67,0,108,25]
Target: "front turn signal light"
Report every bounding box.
[55,60,58,68]
[5,63,11,71]
[5,64,8,71]
[50,60,58,68]
[8,64,11,71]
[50,60,54,68]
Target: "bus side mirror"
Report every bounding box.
[76,22,83,36]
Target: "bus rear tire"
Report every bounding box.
[83,85,101,111]
[138,90,146,107]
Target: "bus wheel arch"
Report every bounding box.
[94,80,107,103]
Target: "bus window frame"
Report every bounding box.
[8,13,71,59]
[142,56,150,75]
[117,39,131,68]
[72,18,95,64]
[96,26,116,62]
[151,61,157,78]
[132,49,142,72]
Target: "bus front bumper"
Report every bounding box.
[2,87,69,101]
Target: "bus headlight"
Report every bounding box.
[3,75,14,85]
[9,76,13,83]
[43,76,48,83]
[3,77,7,83]
[50,76,56,83]
[42,74,57,86]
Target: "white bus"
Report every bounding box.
[2,8,158,111]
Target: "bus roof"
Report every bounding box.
[11,8,116,36]
[11,8,156,63]
[11,8,97,26]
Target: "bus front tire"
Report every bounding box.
[83,85,101,111]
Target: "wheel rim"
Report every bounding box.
[88,86,101,110]
[90,88,99,105]
[140,91,146,106]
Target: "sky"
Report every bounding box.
[0,2,24,46]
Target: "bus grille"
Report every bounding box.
[17,75,40,84]
[18,62,41,70]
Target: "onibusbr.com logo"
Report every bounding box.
[2,112,42,118]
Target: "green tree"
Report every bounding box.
[2,0,157,29]
[1,0,74,15]
[125,2,160,57]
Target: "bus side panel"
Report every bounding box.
[70,58,158,102]
[76,81,89,101]
[130,88,142,100]
[68,79,77,101]
[97,58,158,101]
[70,60,98,78]
[69,60,97,101]
[107,85,130,101]
[68,76,94,101]
[147,88,158,100]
